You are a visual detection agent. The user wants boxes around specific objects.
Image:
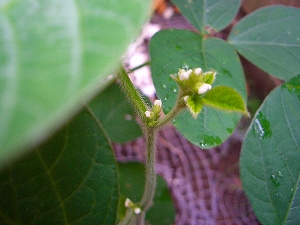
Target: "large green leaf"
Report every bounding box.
[88,82,142,143]
[150,29,246,148]
[171,0,241,33]
[118,162,175,225]
[0,109,119,224]
[228,6,300,81]
[240,74,300,225]
[0,1,150,163]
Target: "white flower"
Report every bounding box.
[198,83,212,94]
[179,69,192,80]
[194,67,202,75]
[125,198,132,208]
[145,110,151,118]
[134,207,141,215]
[154,99,162,107]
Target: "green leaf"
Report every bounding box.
[150,29,246,148]
[171,0,241,33]
[240,74,300,225]
[0,109,119,224]
[228,6,300,81]
[185,95,203,118]
[118,162,175,225]
[202,86,248,114]
[0,1,151,164]
[203,71,216,84]
[88,82,142,143]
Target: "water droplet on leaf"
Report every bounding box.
[276,170,283,177]
[253,112,272,139]
[163,94,169,101]
[198,135,222,149]
[182,64,189,70]
[164,107,172,114]
[124,114,133,121]
[270,174,280,187]
[171,86,177,93]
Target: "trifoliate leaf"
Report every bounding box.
[202,86,248,115]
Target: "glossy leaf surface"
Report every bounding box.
[0,110,119,224]
[228,6,300,81]
[240,74,300,225]
[172,0,241,32]
[150,29,246,148]
[118,162,175,225]
[0,0,150,163]
[88,82,142,143]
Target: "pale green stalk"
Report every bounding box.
[117,69,186,225]
[117,67,148,123]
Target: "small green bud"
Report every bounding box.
[178,68,192,80]
[134,207,141,215]
[144,99,163,126]
[193,67,202,75]
[124,198,142,215]
[125,198,134,208]
[203,71,216,84]
[145,110,151,118]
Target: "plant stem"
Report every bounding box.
[128,61,150,73]
[117,70,186,224]
[118,67,148,122]
[118,128,157,225]
[138,128,157,222]
[154,89,186,130]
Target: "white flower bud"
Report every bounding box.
[145,110,151,118]
[183,95,189,103]
[125,198,132,208]
[198,83,212,94]
[134,207,141,215]
[194,67,202,75]
[179,69,192,80]
[154,99,162,107]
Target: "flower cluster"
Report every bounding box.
[171,67,216,96]
[124,198,141,215]
[144,99,162,126]
[171,67,217,118]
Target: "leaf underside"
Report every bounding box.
[0,110,119,224]
[0,0,150,164]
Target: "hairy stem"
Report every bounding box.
[118,67,148,122]
[140,128,157,207]
[117,70,186,224]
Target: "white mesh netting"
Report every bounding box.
[114,126,260,225]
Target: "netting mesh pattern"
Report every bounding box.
[114,126,260,225]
